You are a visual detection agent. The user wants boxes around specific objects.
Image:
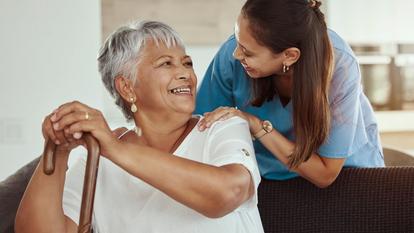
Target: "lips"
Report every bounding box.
[241,63,253,72]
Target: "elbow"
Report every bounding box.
[202,177,252,218]
[314,179,334,189]
[201,190,241,218]
[202,209,228,219]
[313,171,339,188]
[310,159,344,188]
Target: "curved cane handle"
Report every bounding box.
[42,133,100,233]
[43,139,56,175]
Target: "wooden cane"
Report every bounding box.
[43,133,100,233]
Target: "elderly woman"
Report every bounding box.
[15,21,264,233]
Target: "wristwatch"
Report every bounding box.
[253,120,273,140]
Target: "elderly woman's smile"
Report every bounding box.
[169,86,192,95]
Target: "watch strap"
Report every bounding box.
[253,120,273,140]
[253,129,268,140]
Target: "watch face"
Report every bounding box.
[263,120,273,133]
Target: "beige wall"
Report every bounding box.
[102,0,245,45]
[381,132,414,153]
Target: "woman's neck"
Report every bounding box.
[274,75,293,106]
[133,113,194,153]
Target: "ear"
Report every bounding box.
[115,76,136,103]
[283,47,301,66]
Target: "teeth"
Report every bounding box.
[170,87,191,94]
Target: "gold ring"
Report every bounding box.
[85,112,89,120]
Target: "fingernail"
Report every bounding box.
[53,123,59,130]
[51,114,57,121]
[64,128,69,134]
[55,140,60,145]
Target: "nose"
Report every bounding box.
[177,74,189,80]
[176,65,191,80]
[233,45,243,61]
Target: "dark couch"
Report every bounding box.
[1,157,414,233]
[258,167,414,233]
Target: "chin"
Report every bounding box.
[248,70,275,79]
[246,71,262,79]
[180,104,195,115]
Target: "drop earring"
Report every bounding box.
[283,64,290,73]
[130,97,137,113]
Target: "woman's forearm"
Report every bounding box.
[107,142,253,218]
[201,112,344,188]
[258,130,345,188]
[15,152,70,233]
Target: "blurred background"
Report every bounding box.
[1,0,413,180]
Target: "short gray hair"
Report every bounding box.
[98,20,185,121]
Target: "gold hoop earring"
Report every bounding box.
[130,97,137,113]
[283,64,290,73]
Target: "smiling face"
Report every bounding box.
[133,39,197,117]
[234,14,285,78]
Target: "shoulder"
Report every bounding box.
[329,28,359,74]
[328,29,357,62]
[207,116,250,136]
[211,116,249,128]
[328,29,361,95]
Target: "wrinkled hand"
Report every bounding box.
[42,111,84,153]
[45,101,121,157]
[198,106,260,132]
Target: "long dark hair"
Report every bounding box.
[243,0,334,168]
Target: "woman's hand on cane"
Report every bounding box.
[47,101,121,157]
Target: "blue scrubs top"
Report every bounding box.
[195,29,385,180]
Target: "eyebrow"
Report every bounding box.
[154,55,191,63]
[155,55,173,61]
